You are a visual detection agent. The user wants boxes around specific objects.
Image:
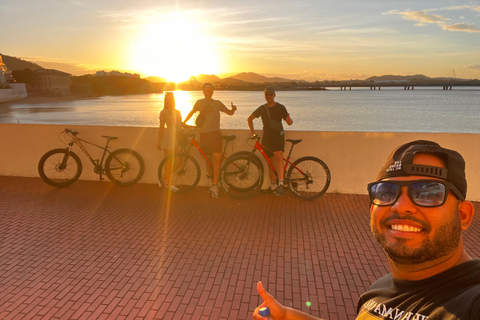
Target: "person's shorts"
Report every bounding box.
[200,130,222,155]
[262,132,285,158]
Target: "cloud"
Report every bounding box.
[473,6,480,12]
[384,10,449,26]
[384,9,480,33]
[442,23,480,33]
[465,65,480,71]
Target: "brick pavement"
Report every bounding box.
[0,176,479,320]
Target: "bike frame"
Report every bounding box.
[63,134,113,171]
[250,138,308,181]
[187,137,213,168]
[182,131,231,169]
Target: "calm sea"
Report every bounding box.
[1,87,479,133]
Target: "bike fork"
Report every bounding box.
[59,147,72,170]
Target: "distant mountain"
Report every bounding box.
[194,74,222,83]
[228,72,292,83]
[1,53,43,71]
[366,74,431,81]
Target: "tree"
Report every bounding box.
[11,68,35,84]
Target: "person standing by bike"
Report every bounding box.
[183,83,237,198]
[247,86,293,196]
[157,92,183,192]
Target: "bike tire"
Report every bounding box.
[286,156,331,200]
[158,153,200,193]
[105,148,145,186]
[223,151,264,192]
[38,149,83,187]
[220,154,263,199]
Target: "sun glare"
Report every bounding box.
[132,13,220,83]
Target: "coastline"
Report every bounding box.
[0,95,99,107]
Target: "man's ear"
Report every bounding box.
[458,200,474,230]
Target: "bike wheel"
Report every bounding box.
[105,148,145,186]
[38,149,83,187]
[287,156,330,200]
[158,153,200,193]
[223,151,264,191]
[220,154,263,199]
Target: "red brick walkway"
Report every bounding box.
[1,176,479,320]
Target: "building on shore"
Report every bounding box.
[0,55,28,102]
[33,69,71,96]
[0,55,15,85]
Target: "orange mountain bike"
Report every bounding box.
[220,134,331,200]
[157,128,263,193]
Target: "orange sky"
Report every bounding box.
[1,1,480,81]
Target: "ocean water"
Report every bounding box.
[1,87,479,133]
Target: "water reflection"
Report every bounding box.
[0,89,479,133]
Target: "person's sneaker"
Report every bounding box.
[274,184,284,196]
[211,185,219,198]
[208,185,213,194]
[170,185,180,192]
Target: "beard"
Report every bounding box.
[371,210,462,265]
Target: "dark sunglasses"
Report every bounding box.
[265,93,274,96]
[367,179,464,207]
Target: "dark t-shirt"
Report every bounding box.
[252,102,290,154]
[252,102,289,136]
[356,259,480,319]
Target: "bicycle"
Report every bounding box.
[157,128,263,193]
[38,128,145,187]
[220,134,331,200]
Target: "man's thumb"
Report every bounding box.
[257,281,272,302]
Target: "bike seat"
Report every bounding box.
[286,139,302,145]
[221,135,236,142]
[102,135,118,140]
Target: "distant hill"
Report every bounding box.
[145,76,168,83]
[192,74,222,83]
[228,72,292,83]
[1,53,43,71]
[366,74,431,81]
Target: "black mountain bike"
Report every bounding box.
[38,128,145,187]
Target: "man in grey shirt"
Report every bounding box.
[183,83,237,198]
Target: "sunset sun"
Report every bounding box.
[131,13,221,82]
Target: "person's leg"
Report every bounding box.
[273,151,285,182]
[210,131,223,198]
[267,156,277,185]
[162,149,173,187]
[200,132,214,183]
[212,152,222,186]
[206,154,214,183]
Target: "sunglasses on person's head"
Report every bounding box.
[367,179,464,207]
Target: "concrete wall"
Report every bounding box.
[0,83,28,103]
[1,123,480,200]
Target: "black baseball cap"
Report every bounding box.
[264,86,275,93]
[376,140,467,199]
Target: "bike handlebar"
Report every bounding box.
[64,128,79,136]
[250,134,261,141]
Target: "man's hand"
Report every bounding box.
[253,282,286,320]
